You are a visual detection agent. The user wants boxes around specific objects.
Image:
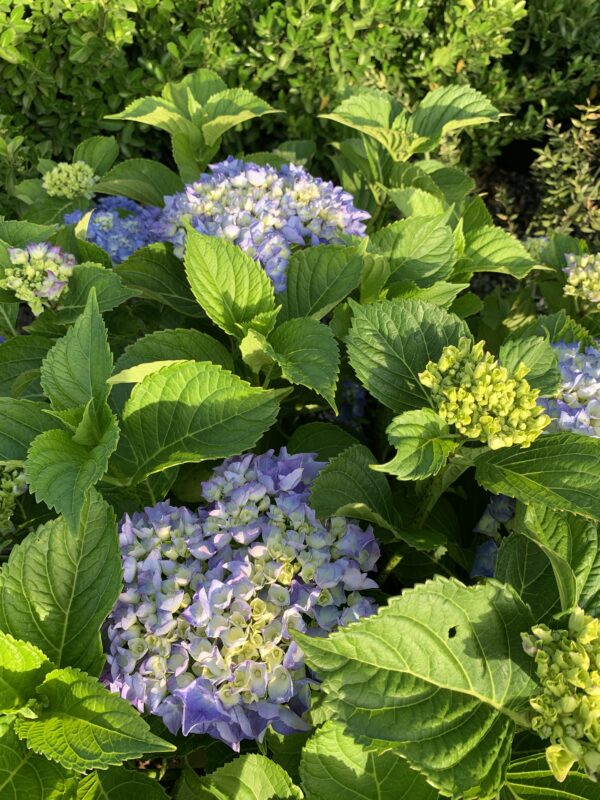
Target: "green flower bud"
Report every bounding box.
[564,252,600,306]
[0,465,27,539]
[42,160,98,200]
[419,337,550,449]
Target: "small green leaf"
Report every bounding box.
[177,754,301,800]
[0,490,121,673]
[77,767,169,800]
[73,136,119,177]
[0,399,58,461]
[184,228,276,337]
[14,668,175,773]
[374,409,459,481]
[499,336,561,396]
[300,721,438,800]
[346,298,468,412]
[94,159,184,206]
[0,633,51,714]
[504,753,599,799]
[268,319,340,410]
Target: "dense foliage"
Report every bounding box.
[0,66,599,799]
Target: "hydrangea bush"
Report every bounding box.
[0,72,598,799]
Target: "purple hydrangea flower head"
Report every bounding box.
[156,157,370,292]
[563,251,600,305]
[538,341,600,437]
[0,242,77,315]
[64,196,162,263]
[105,449,379,750]
[470,538,498,579]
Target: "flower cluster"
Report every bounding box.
[564,252,600,305]
[419,337,550,449]
[525,235,550,262]
[64,196,162,263]
[470,494,515,579]
[538,341,600,437]
[42,161,98,200]
[105,449,379,749]
[0,465,27,538]
[522,608,600,782]
[1,243,77,315]
[157,157,369,293]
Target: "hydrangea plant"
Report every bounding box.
[0,242,76,315]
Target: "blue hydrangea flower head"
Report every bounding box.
[105,448,379,749]
[64,196,162,263]
[156,157,370,292]
[538,341,600,437]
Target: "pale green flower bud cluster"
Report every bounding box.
[42,160,98,199]
[522,609,600,783]
[1,242,77,316]
[0,465,27,537]
[564,252,600,305]
[419,337,550,450]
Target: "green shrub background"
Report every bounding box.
[0,0,598,238]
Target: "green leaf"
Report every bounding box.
[77,767,169,800]
[496,535,560,622]
[475,434,600,522]
[346,298,468,412]
[25,414,119,531]
[280,244,364,321]
[387,280,469,308]
[115,243,199,317]
[0,399,58,461]
[105,96,192,137]
[14,668,175,773]
[0,719,74,800]
[94,159,184,207]
[184,228,276,337]
[0,633,50,714]
[268,319,340,410]
[177,754,301,800]
[73,136,119,177]
[504,754,599,799]
[40,289,112,411]
[109,361,187,385]
[369,216,455,287]
[374,409,459,481]
[410,85,499,142]
[0,491,121,673]
[387,186,446,217]
[54,226,112,269]
[320,90,407,156]
[462,226,536,278]
[202,89,280,146]
[297,577,536,800]
[0,335,52,397]
[499,336,561,395]
[0,220,57,247]
[300,721,438,800]
[287,423,359,462]
[516,504,598,612]
[111,361,285,485]
[420,162,475,205]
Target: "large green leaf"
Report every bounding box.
[111,361,285,485]
[475,434,600,522]
[320,91,408,156]
[300,721,438,800]
[496,535,560,622]
[73,136,119,177]
[346,298,468,412]
[115,244,198,317]
[185,228,276,337]
[280,244,364,321]
[40,290,112,411]
[296,577,536,800]
[499,336,561,396]
[14,668,175,773]
[94,159,183,206]
[177,755,301,800]
[0,491,120,674]
[0,399,58,462]
[373,408,459,481]
[462,226,536,278]
[267,319,340,410]
[286,423,359,462]
[0,334,51,398]
[105,96,193,136]
[409,85,499,142]
[504,754,599,799]
[0,220,57,247]
[25,413,119,531]
[0,633,50,714]
[202,89,280,146]
[0,719,75,800]
[77,767,169,800]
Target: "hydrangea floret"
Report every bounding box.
[418,337,550,449]
[470,494,515,579]
[157,157,370,292]
[538,341,600,437]
[564,252,600,305]
[105,449,379,750]
[0,465,27,537]
[522,609,600,782]
[42,160,98,200]
[65,196,162,263]
[1,242,77,316]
